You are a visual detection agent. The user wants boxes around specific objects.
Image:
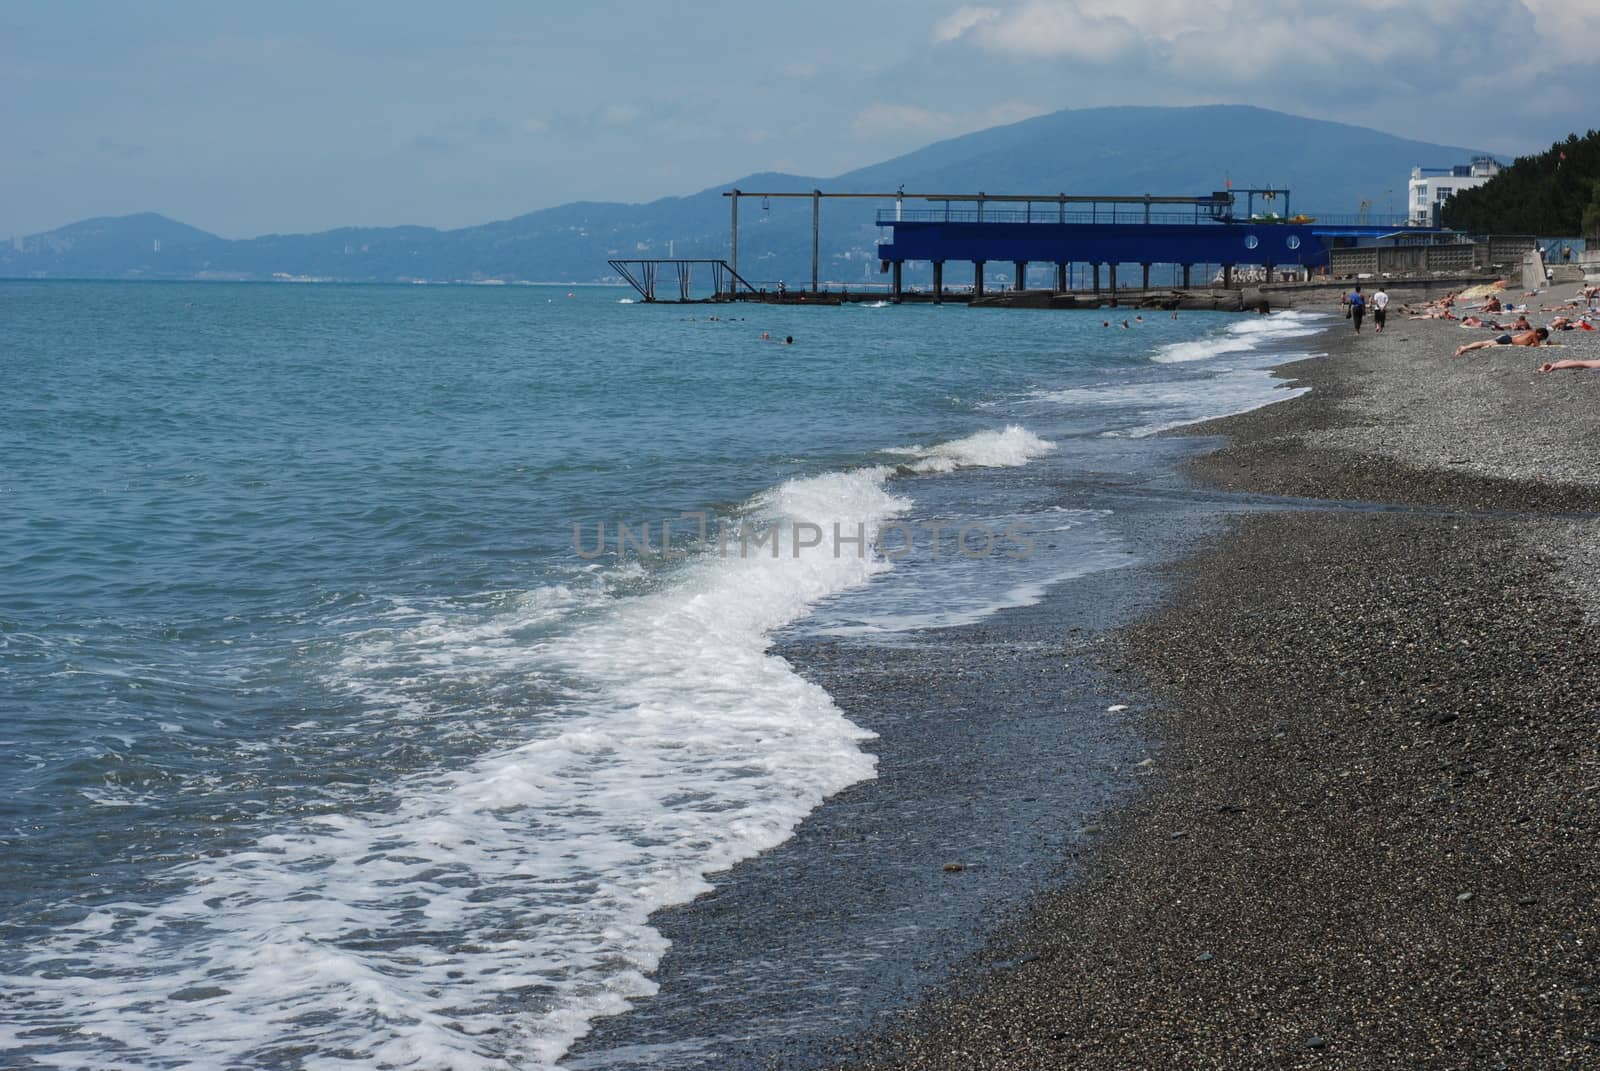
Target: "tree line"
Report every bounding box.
[1441,130,1600,239]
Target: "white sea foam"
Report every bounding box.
[1104,387,1312,438]
[1150,309,1327,364]
[1018,310,1329,437]
[883,424,1055,473]
[2,427,1055,1070]
[1033,366,1312,439]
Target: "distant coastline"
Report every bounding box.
[3,105,1496,286]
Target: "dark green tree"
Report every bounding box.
[1583,179,1600,244]
[1442,130,1600,235]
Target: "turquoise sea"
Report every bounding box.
[0,281,1327,1068]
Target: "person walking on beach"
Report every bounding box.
[1347,285,1366,332]
[1371,286,1389,333]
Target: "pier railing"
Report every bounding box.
[1303,213,1412,228]
[880,208,1224,225]
[878,208,1416,229]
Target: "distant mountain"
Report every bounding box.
[7,212,224,272]
[2,106,1493,285]
[837,106,1472,214]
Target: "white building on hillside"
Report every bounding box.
[1408,157,1501,227]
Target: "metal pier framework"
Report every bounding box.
[721,187,1436,302]
[607,258,758,302]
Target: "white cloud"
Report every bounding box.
[520,118,548,135]
[907,0,1600,151]
[600,104,641,126]
[932,6,1001,43]
[932,0,1548,81]
[1521,0,1600,63]
[965,2,1142,59]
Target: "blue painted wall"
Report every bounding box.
[878,220,1331,268]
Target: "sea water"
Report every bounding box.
[0,281,1326,1069]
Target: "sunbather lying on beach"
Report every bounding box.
[1537,358,1600,372]
[1410,306,1457,320]
[1454,327,1549,356]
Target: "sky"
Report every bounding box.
[4,0,1597,238]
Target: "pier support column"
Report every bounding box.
[973,261,985,297]
[1109,263,1119,293]
[892,260,903,303]
[1141,263,1151,291]
[1223,264,1234,289]
[1013,261,1027,291]
[1056,262,1068,292]
[1182,263,1192,289]
[932,261,944,304]
[1092,263,1101,293]
[1263,262,1275,285]
[811,189,821,293]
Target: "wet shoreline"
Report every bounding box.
[565,474,1230,1069]
[834,310,1600,1068]
[571,307,1600,1069]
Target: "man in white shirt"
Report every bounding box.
[1372,287,1390,333]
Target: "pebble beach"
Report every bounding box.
[835,292,1600,1068]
